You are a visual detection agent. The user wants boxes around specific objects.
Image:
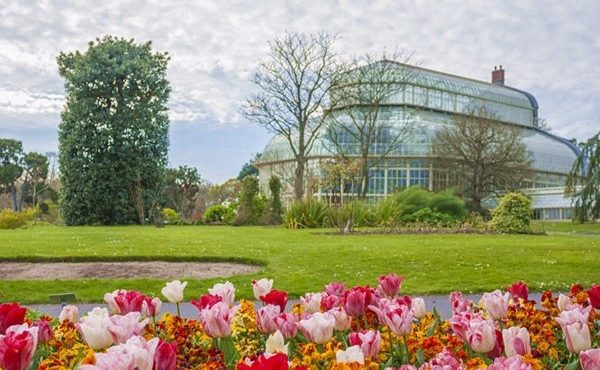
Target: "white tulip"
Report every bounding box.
[300,292,322,314]
[161,280,187,303]
[59,305,80,323]
[252,278,274,300]
[411,297,427,319]
[265,330,288,355]
[336,345,365,364]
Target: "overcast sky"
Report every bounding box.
[1,1,599,182]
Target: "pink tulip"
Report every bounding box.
[502,326,531,357]
[320,294,341,311]
[152,339,177,370]
[378,273,403,298]
[348,330,381,358]
[325,282,345,296]
[423,347,463,369]
[108,312,149,344]
[481,290,510,320]
[450,311,481,342]
[580,348,600,370]
[297,312,335,344]
[384,304,413,336]
[114,290,146,314]
[107,336,154,370]
[273,312,298,339]
[368,298,394,324]
[300,293,322,314]
[329,307,352,331]
[32,320,54,344]
[0,330,37,370]
[344,286,372,317]
[191,294,223,311]
[199,302,238,338]
[141,297,161,318]
[467,318,497,353]
[256,304,281,334]
[556,305,593,354]
[449,291,471,315]
[557,293,572,312]
[208,281,236,306]
[488,355,533,370]
[252,278,273,301]
[563,322,592,354]
[104,289,126,314]
[80,350,137,370]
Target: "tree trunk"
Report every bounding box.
[10,184,18,212]
[293,159,306,200]
[359,161,369,199]
[131,176,146,225]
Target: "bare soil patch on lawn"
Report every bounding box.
[0,261,261,280]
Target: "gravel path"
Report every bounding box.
[0,261,261,280]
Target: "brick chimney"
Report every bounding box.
[492,65,505,85]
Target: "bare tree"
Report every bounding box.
[324,52,413,199]
[242,32,342,200]
[431,106,532,213]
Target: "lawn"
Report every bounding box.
[0,224,599,304]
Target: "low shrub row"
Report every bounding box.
[284,188,534,234]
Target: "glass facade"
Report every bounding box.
[256,63,580,207]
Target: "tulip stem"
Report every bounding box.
[403,335,410,364]
[388,327,395,362]
[176,302,181,317]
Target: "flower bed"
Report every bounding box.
[0,275,599,369]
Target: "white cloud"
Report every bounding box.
[0,1,598,141]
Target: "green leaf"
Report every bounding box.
[564,358,580,370]
[218,337,240,367]
[426,319,438,337]
[416,348,425,365]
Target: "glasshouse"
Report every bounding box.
[255,63,580,219]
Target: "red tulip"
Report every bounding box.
[570,284,585,297]
[32,320,54,344]
[237,352,289,370]
[0,303,26,335]
[260,290,288,313]
[191,294,223,311]
[587,285,600,309]
[507,281,529,301]
[0,330,36,370]
[153,340,177,370]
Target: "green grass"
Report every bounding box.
[533,220,600,235]
[0,224,599,303]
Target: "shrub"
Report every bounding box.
[204,205,229,224]
[326,200,374,231]
[489,192,532,233]
[233,176,261,225]
[261,176,283,225]
[161,208,181,224]
[390,186,432,217]
[401,207,455,226]
[284,199,328,229]
[374,197,400,227]
[0,208,37,229]
[428,190,467,219]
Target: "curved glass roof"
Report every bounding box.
[257,108,577,175]
[257,63,574,175]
